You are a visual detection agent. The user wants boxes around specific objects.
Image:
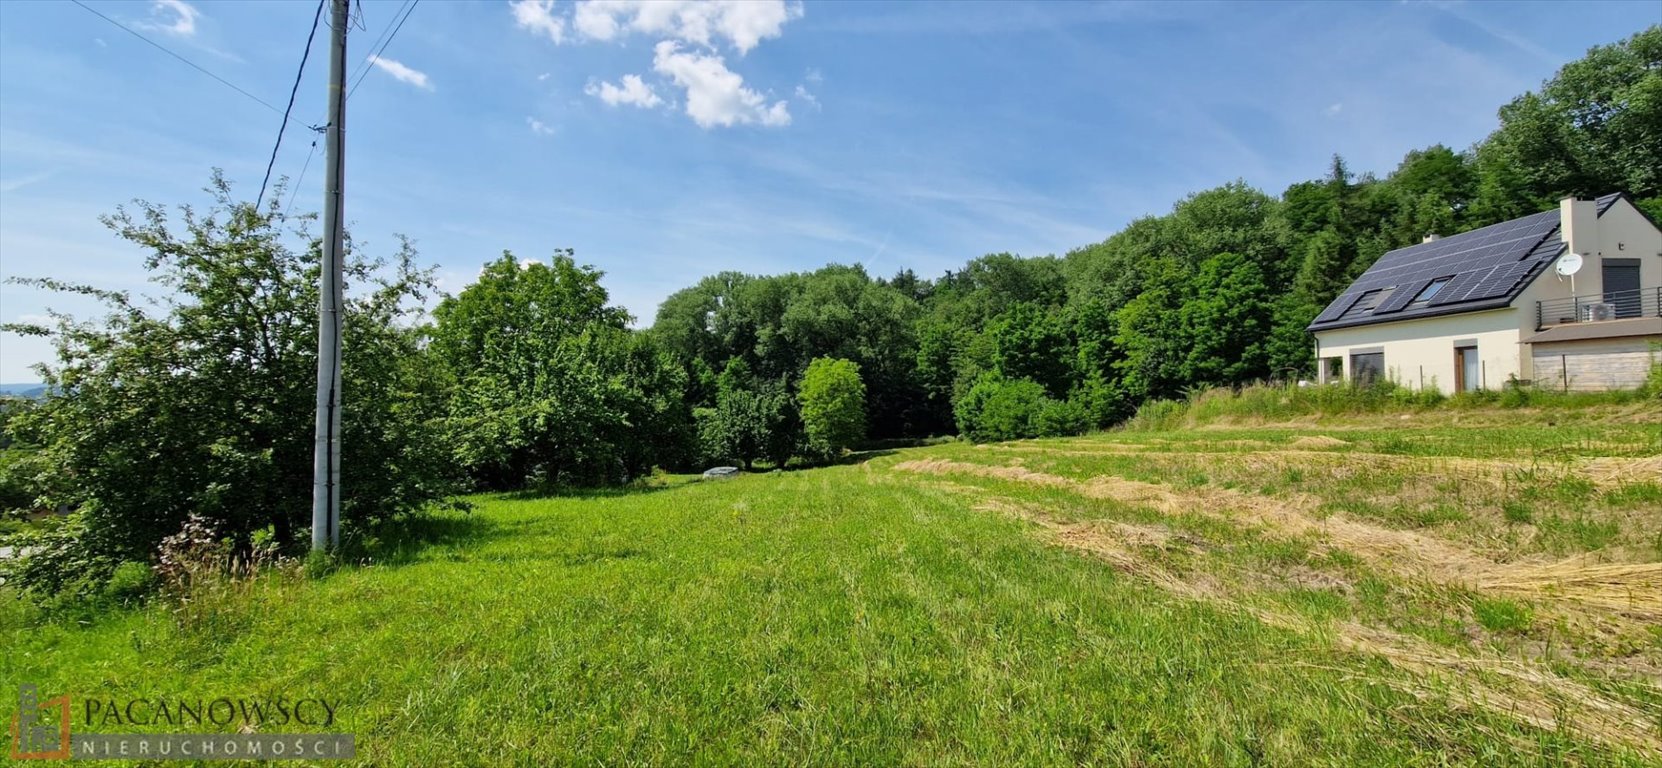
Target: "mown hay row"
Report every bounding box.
[893,458,1661,620]
[924,476,1662,757]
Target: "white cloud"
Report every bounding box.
[510,2,799,129]
[526,116,555,136]
[1324,102,1343,117]
[510,0,566,43]
[572,0,801,54]
[804,67,822,83]
[519,258,543,269]
[137,0,200,37]
[653,41,789,128]
[585,74,664,108]
[794,84,819,110]
[367,55,433,90]
[0,171,55,194]
[537,72,551,81]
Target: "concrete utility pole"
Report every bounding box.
[312,0,348,551]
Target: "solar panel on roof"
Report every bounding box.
[1373,278,1430,315]
[1467,261,1538,301]
[1309,194,1626,330]
[1427,269,1487,306]
[1313,293,1357,323]
[1338,288,1390,320]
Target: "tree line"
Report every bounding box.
[1,28,1655,602]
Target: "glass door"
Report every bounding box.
[1456,346,1480,392]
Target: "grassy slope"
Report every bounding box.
[5,409,1660,765]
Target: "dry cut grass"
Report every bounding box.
[892,448,1662,757]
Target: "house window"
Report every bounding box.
[1408,277,1453,309]
[1339,288,1393,320]
[1603,259,1642,318]
[1350,352,1384,385]
[1321,357,1342,384]
[1455,345,1480,392]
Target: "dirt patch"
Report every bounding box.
[1577,456,1662,486]
[981,442,1154,454]
[896,458,1075,489]
[1289,435,1351,449]
[1209,439,1279,450]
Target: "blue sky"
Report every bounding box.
[0,0,1655,382]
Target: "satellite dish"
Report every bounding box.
[1555,252,1584,277]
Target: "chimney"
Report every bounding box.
[1422,234,1441,243]
[1560,197,1599,258]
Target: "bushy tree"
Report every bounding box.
[798,357,866,460]
[1178,253,1273,385]
[434,254,691,488]
[991,302,1074,398]
[697,362,797,469]
[1473,27,1661,218]
[0,174,456,599]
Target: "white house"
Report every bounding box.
[1308,193,1662,393]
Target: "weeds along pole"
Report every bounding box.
[312,0,348,552]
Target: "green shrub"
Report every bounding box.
[303,548,339,580]
[1,512,123,607]
[954,375,1050,443]
[977,380,1049,442]
[0,446,42,514]
[1640,360,1662,398]
[103,561,157,607]
[1124,399,1188,431]
[1389,385,1445,408]
[1070,375,1133,429]
[1035,398,1090,438]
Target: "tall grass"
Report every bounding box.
[1124,376,1659,430]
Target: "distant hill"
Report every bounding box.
[0,383,46,398]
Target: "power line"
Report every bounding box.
[345,0,410,87]
[349,0,419,100]
[257,0,327,211]
[291,0,402,219]
[284,134,321,220]
[68,0,281,115]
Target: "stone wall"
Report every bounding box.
[1530,337,1661,392]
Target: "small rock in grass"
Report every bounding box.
[702,466,741,480]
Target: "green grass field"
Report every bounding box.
[5,406,1660,765]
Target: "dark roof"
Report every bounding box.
[1307,193,1624,332]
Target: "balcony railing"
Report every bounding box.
[1535,287,1661,331]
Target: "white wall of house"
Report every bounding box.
[1314,307,1523,393]
[1524,197,1662,317]
[1592,198,1662,292]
